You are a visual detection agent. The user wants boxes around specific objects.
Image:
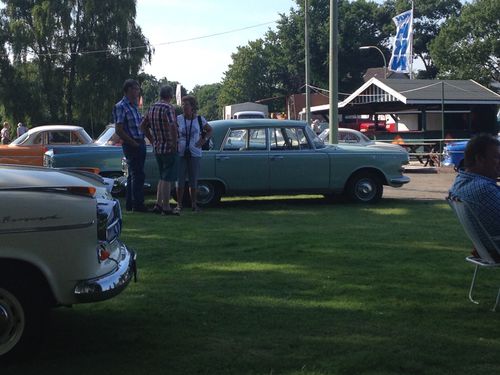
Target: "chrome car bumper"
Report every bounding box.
[73,242,137,302]
[389,175,411,187]
[114,175,151,192]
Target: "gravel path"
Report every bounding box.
[384,166,456,201]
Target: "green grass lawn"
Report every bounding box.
[6,197,500,374]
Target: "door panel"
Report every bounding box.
[216,128,269,193]
[268,127,329,191]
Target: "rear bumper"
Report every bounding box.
[389,175,411,187]
[73,241,137,303]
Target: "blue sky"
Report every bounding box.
[136,0,297,90]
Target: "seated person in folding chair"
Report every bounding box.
[449,133,500,260]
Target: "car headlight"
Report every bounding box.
[121,157,128,176]
[442,146,449,159]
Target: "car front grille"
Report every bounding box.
[97,199,122,243]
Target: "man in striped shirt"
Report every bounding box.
[141,85,179,215]
[113,79,147,212]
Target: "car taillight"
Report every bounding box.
[75,167,101,175]
[43,154,50,167]
[96,244,110,263]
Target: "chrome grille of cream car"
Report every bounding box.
[96,199,122,243]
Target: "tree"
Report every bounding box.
[258,0,390,95]
[218,0,391,108]
[218,39,276,107]
[138,73,186,115]
[429,0,500,88]
[191,83,222,120]
[0,0,151,132]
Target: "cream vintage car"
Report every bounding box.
[0,165,137,361]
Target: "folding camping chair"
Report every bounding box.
[447,196,500,311]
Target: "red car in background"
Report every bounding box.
[340,114,396,133]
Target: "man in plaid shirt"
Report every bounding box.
[449,134,500,260]
[113,79,147,212]
[141,85,179,215]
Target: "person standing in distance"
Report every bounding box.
[141,85,180,215]
[176,95,212,212]
[113,79,148,212]
[16,122,28,138]
[1,121,11,144]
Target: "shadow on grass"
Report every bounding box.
[6,200,500,374]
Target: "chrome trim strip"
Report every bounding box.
[107,218,120,231]
[0,221,95,235]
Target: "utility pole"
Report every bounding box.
[304,0,311,125]
[329,0,339,144]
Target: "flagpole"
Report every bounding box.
[305,0,311,125]
[329,0,339,144]
[409,0,414,79]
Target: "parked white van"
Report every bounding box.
[232,111,266,119]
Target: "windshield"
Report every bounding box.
[95,126,121,145]
[356,132,372,143]
[236,114,265,119]
[305,126,325,149]
[10,132,30,145]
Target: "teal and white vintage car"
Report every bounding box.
[43,124,129,179]
[133,119,410,205]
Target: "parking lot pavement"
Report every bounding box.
[384,166,456,201]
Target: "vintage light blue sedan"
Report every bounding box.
[43,124,132,179]
[137,119,410,205]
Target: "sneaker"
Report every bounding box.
[152,204,163,214]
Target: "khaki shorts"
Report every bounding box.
[155,153,179,182]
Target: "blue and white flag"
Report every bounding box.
[388,9,413,74]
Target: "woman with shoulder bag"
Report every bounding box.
[176,95,213,212]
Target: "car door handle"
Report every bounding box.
[216,156,230,161]
[270,155,284,160]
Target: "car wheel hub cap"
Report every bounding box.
[197,184,213,204]
[356,180,374,200]
[0,305,9,337]
[0,289,25,355]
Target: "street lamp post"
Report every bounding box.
[359,46,387,79]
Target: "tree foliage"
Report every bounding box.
[138,73,187,116]
[0,0,151,134]
[1,0,498,127]
[219,0,391,108]
[429,0,500,88]
[191,83,222,120]
[218,39,276,108]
